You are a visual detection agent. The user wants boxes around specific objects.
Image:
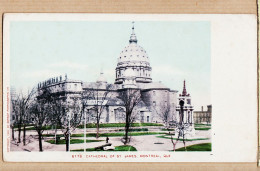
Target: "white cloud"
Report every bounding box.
[152,65,185,76]
[24,69,62,80]
[49,61,89,71]
[103,69,115,82]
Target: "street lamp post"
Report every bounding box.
[68,112,71,151]
[84,109,87,152]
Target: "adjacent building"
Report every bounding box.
[193,105,212,124]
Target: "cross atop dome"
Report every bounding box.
[129,21,137,43]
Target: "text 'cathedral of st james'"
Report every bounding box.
[37,24,194,124]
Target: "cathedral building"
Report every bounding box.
[37,24,182,124]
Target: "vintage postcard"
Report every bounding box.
[2,13,257,162]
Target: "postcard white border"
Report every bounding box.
[3,13,257,162]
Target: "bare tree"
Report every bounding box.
[12,89,35,145]
[29,87,61,152]
[170,100,190,151]
[11,97,19,141]
[150,102,172,128]
[30,99,52,152]
[57,97,84,151]
[50,98,67,144]
[37,85,84,152]
[86,83,112,139]
[118,88,141,145]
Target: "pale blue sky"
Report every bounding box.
[10,21,210,110]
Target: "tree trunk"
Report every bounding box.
[54,125,57,144]
[65,135,69,152]
[124,114,130,145]
[124,124,129,145]
[18,126,21,143]
[182,132,187,151]
[96,119,100,139]
[23,125,26,146]
[11,126,15,140]
[38,131,43,152]
[172,130,181,152]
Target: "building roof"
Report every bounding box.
[82,82,121,90]
[105,97,149,111]
[106,97,124,106]
[139,82,169,90]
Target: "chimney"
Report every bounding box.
[201,106,203,111]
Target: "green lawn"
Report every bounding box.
[195,127,211,131]
[115,145,137,151]
[194,124,211,127]
[71,132,164,137]
[156,135,208,141]
[24,123,163,131]
[24,125,61,131]
[77,123,163,128]
[161,128,175,131]
[42,134,59,137]
[175,143,211,151]
[70,145,137,152]
[118,128,148,132]
[13,124,34,128]
[46,139,103,144]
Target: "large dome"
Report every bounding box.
[118,43,150,64]
[115,24,152,84]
